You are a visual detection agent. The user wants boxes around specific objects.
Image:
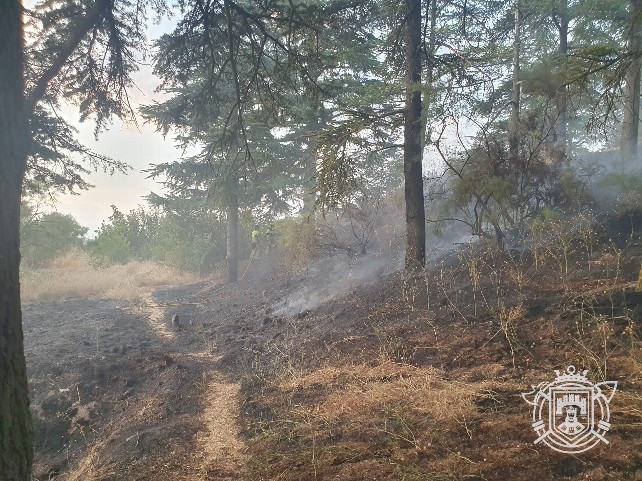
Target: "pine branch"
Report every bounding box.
[26,0,111,117]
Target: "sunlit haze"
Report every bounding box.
[41,12,181,233]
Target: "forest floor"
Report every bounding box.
[24,212,642,481]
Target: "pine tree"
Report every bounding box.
[0,3,32,479]
[1,1,165,478]
[621,0,642,162]
[144,1,381,279]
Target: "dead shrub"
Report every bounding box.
[275,217,320,273]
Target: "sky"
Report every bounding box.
[34,4,448,235]
[37,9,182,234]
[55,77,176,234]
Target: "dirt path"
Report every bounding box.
[23,281,251,481]
[196,362,247,480]
[128,295,177,342]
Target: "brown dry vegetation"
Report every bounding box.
[22,211,642,481]
[219,212,642,481]
[21,251,198,301]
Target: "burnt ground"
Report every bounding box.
[23,287,230,481]
[23,218,642,481]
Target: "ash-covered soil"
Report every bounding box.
[22,227,642,481]
[23,278,249,481]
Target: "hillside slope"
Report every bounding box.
[24,211,642,481]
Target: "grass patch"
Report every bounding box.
[21,250,197,301]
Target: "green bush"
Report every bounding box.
[20,206,88,267]
[88,205,230,273]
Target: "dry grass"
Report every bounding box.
[247,360,501,480]
[21,250,197,301]
[299,362,484,427]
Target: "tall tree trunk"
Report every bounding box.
[555,0,569,153]
[509,0,521,166]
[422,0,438,148]
[621,0,642,163]
[0,2,34,480]
[404,0,425,271]
[226,177,239,283]
[302,104,320,215]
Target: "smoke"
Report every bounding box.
[272,150,640,318]
[573,150,642,212]
[272,219,474,317]
[272,254,396,316]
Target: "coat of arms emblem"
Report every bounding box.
[522,365,617,454]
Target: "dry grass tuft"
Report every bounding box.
[249,360,498,480]
[312,363,483,426]
[21,250,196,301]
[277,361,486,444]
[280,360,428,390]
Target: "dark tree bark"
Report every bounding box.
[554,0,569,153]
[302,103,321,215]
[0,2,33,480]
[226,177,239,283]
[404,0,425,271]
[621,0,642,163]
[509,0,521,165]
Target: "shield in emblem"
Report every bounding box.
[550,387,592,445]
